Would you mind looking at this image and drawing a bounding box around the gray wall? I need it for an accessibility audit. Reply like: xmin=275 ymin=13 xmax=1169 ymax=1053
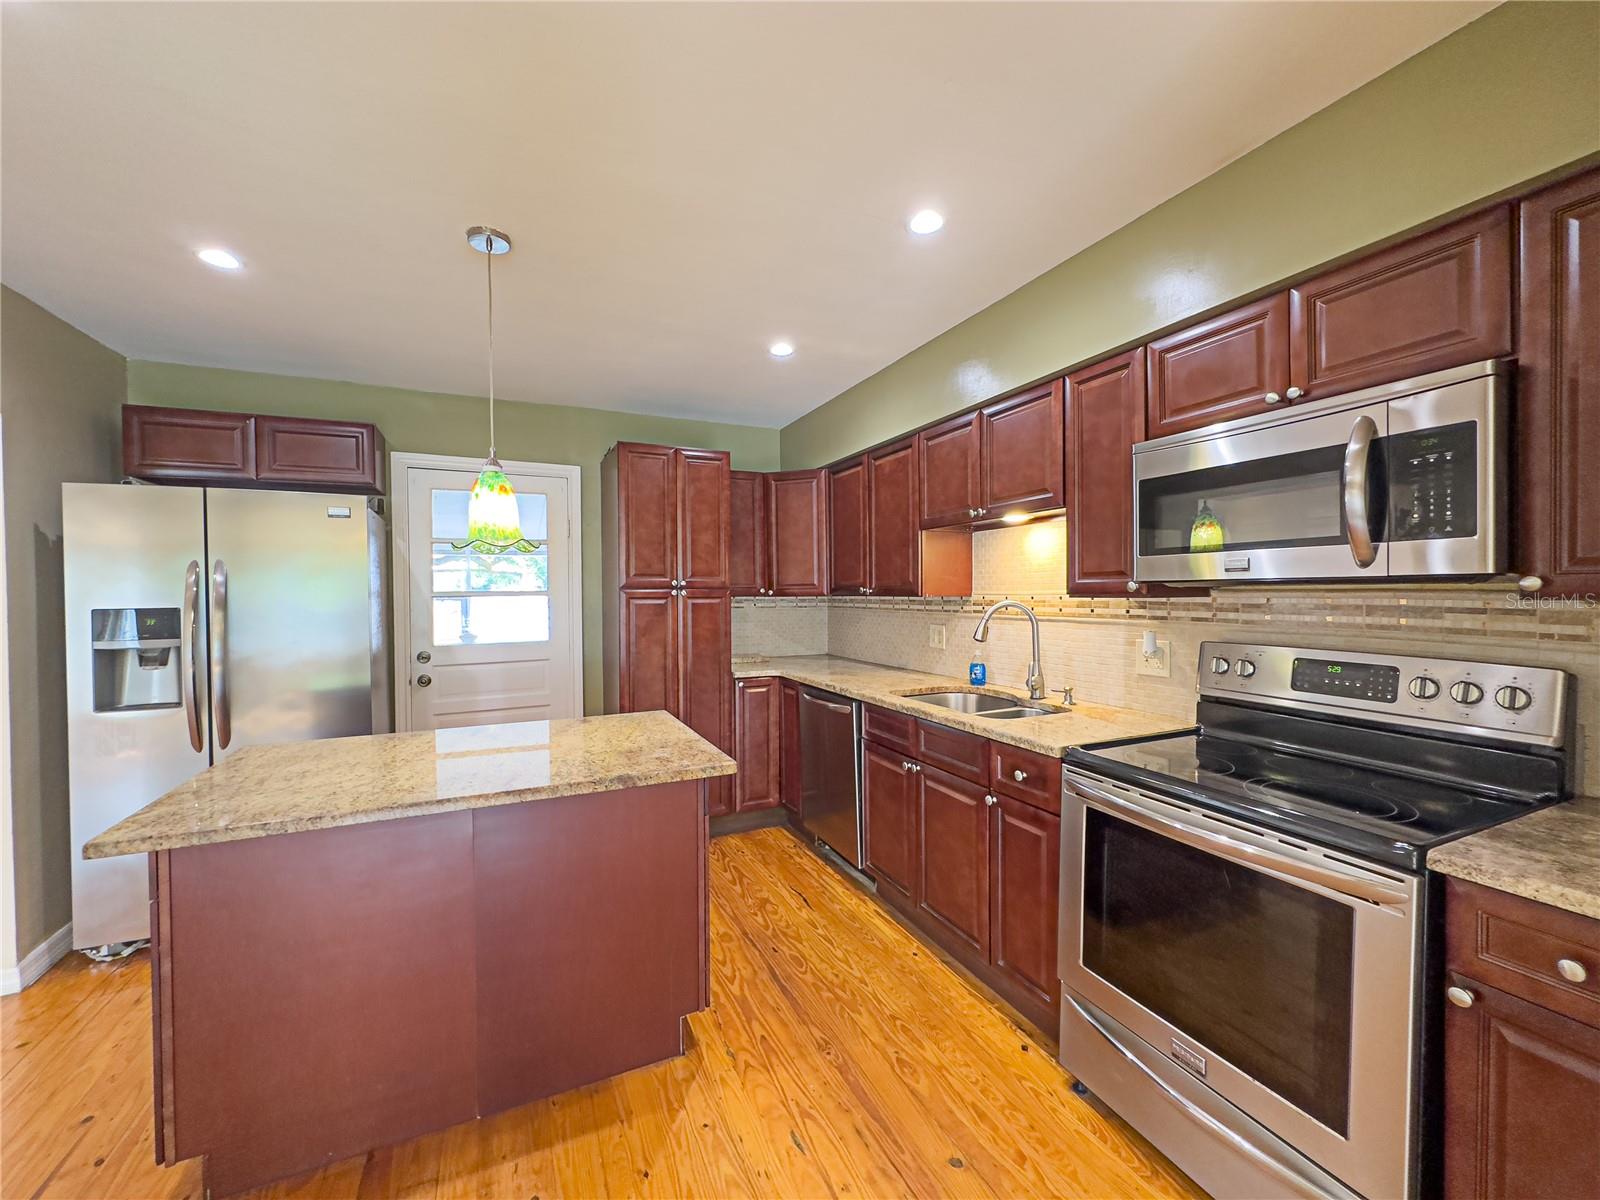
xmin=0 ymin=286 xmax=126 ymax=960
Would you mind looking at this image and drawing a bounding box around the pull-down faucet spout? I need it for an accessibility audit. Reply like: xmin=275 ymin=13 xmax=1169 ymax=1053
xmin=973 ymin=600 xmax=1046 ymax=701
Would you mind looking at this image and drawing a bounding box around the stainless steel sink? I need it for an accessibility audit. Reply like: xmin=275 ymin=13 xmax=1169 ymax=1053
xmin=978 ymin=705 xmax=1055 ymax=719
xmin=905 ymin=691 xmax=1058 ymax=719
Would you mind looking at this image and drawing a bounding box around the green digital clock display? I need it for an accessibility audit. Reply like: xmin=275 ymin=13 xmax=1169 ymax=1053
xmin=1327 ymin=665 xmax=1343 ymax=674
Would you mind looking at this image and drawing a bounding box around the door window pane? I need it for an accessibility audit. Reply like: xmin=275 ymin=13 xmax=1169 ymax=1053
xmin=430 ymin=489 xmax=548 ymax=542
xmin=431 ymin=547 xmax=549 ymax=593
xmin=1082 ymin=809 xmax=1355 ymax=1134
xmin=432 ymin=595 xmax=550 ymax=646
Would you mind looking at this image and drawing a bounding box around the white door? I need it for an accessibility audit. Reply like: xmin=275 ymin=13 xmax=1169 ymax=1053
xmin=396 ymin=457 xmax=581 ymax=730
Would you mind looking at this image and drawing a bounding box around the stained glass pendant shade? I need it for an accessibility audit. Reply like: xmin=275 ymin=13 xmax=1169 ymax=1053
xmin=453 ymin=226 xmax=542 ymax=556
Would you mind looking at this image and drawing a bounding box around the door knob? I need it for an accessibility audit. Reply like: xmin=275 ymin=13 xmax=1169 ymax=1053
xmin=1557 ymin=958 xmax=1588 ymax=984
xmin=416 ymin=650 xmax=431 ymax=664
xmin=1446 ymin=985 xmax=1474 ymax=1008
xmin=416 ymin=674 xmax=432 ymax=688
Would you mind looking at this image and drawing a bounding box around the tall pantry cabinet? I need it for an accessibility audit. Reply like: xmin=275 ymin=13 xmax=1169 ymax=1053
xmin=602 ymin=443 xmax=735 ymax=815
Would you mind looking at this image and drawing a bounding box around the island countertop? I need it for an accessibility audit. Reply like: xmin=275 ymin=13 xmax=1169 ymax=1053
xmin=84 ymin=710 xmax=737 ymax=859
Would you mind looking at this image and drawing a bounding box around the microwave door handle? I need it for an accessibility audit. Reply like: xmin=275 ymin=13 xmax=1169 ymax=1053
xmin=1340 ymin=415 xmax=1380 ymax=568
xmin=211 ymin=559 xmax=231 ymax=751
xmin=181 ymin=560 xmax=205 ymax=753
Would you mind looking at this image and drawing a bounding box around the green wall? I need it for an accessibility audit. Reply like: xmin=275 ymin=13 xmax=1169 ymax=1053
xmin=1 ymin=286 xmax=127 ymax=961
xmin=126 ymin=362 xmax=781 ymax=715
xmin=780 ymin=1 xmax=1600 ymax=468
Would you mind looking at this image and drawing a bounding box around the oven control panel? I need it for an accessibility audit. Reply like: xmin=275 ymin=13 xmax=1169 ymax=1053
xmin=1198 ymin=642 xmax=1570 ymax=747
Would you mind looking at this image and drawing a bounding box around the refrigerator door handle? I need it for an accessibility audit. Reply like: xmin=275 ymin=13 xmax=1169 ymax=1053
xmin=211 ymin=558 xmax=231 ymax=750
xmin=182 ymin=559 xmax=205 ymax=753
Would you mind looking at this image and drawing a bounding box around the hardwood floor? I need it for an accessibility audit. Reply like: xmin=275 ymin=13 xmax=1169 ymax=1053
xmin=1 ymin=827 xmax=1203 ymax=1199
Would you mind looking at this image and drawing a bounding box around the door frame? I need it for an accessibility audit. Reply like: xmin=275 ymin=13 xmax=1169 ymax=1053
xmin=389 ymin=451 xmax=583 ymax=732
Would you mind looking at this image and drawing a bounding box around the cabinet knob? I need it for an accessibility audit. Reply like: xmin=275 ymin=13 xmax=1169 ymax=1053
xmin=1264 ymin=391 xmax=1283 ymax=405
xmin=1285 ymin=386 xmax=1304 ymax=401
xmin=1517 ymin=575 xmax=1544 ymax=592
xmin=1558 ymin=958 xmax=1589 ymax=984
xmin=1012 ymin=769 xmax=1027 ymax=782
xmin=984 ymin=794 xmax=997 ymax=807
xmin=1126 ymin=581 xmax=1139 ymax=593
xmin=1446 ymin=985 xmax=1475 ymax=1008
xmin=416 ymin=674 xmax=432 ymax=688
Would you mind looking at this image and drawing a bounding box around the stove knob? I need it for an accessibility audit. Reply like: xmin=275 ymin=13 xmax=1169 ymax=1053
xmin=1210 ymin=656 xmax=1231 ymax=676
xmin=1408 ymin=675 xmax=1441 ymax=700
xmin=1495 ymin=685 xmax=1533 ymax=712
xmin=1235 ymin=660 xmax=1256 ymax=678
xmin=1449 ymin=680 xmax=1484 ymax=706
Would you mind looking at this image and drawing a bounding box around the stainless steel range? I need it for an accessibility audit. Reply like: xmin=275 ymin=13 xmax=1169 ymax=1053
xmin=1057 ymin=642 xmax=1572 ymax=1200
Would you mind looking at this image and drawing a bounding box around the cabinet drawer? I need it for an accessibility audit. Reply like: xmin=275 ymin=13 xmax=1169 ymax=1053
xmin=914 ymin=720 xmax=989 ymax=786
xmin=989 ymin=743 xmax=1061 ymax=813
xmin=1446 ymin=878 xmax=1600 ymax=1029
xmin=863 ymin=705 xmax=915 ymax=756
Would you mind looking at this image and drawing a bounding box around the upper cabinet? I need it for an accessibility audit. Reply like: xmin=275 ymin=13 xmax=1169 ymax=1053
xmin=917 ymin=381 xmax=1064 ymax=526
xmin=124 ymin=405 xmax=384 ymax=494
xmin=1146 ymin=294 xmax=1291 ymax=437
xmin=1288 ymin=205 xmax=1513 ymax=400
xmin=828 ymin=458 xmax=870 ymax=594
xmin=610 ymin=443 xmax=730 ymax=591
xmin=728 ymin=470 xmax=769 ymax=597
xmin=1066 ymin=349 xmax=1147 ymax=596
xmin=867 ymin=439 xmax=920 ymax=595
xmin=1514 ymin=167 xmax=1600 ymax=599
xmin=832 ymin=442 xmax=971 ymax=597
xmin=768 ymin=470 xmax=829 ymax=595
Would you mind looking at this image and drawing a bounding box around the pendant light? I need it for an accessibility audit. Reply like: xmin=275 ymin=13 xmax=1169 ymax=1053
xmin=453 ymin=225 xmax=540 ymax=555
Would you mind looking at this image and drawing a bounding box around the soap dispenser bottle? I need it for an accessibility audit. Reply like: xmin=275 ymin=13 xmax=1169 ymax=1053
xmin=969 ymin=639 xmax=987 ymax=687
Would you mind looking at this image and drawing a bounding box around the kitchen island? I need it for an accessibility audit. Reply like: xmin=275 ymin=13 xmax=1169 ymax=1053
xmin=84 ymin=711 xmax=736 ymax=1198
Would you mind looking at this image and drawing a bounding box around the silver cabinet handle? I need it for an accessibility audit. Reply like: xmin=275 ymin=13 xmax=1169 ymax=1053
xmin=1340 ymin=414 xmax=1380 ymax=569
xmin=1558 ymin=958 xmax=1589 ymax=984
xmin=1285 ymin=386 xmax=1304 ymax=400
xmin=1263 ymin=391 xmax=1282 ymax=405
xmin=901 ymin=760 xmax=913 ymax=771
xmin=1446 ymin=986 xmax=1475 ymax=1008
xmin=181 ymin=560 xmax=205 ymax=753
xmin=1517 ymin=576 xmax=1544 ymax=592
xmin=210 ymin=558 xmax=231 ymax=751
xmin=417 ymin=674 xmax=433 ymax=688
xmin=1125 ymin=581 xmax=1138 ymax=593
xmin=984 ymin=793 xmax=997 ymax=807
xmin=1012 ymin=769 xmax=1027 ymax=782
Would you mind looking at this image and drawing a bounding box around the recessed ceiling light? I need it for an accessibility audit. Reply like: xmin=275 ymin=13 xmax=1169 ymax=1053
xmin=769 ymin=341 xmax=795 ymax=359
xmin=908 ymin=209 xmax=945 ymax=236
xmin=196 ymin=247 xmax=242 ymax=271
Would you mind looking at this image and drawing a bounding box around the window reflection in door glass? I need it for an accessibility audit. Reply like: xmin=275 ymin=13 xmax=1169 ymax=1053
xmin=432 ymin=595 xmax=550 ymax=646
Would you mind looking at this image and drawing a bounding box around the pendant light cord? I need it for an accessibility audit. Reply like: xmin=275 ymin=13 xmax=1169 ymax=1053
xmin=486 ymin=236 xmax=497 ymax=458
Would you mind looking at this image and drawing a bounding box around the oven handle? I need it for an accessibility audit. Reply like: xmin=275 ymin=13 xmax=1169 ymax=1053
xmin=1340 ymin=414 xmax=1380 ymax=569
xmin=1065 ymin=774 xmax=1411 ymax=908
xmin=1065 ymin=993 xmax=1360 ymax=1200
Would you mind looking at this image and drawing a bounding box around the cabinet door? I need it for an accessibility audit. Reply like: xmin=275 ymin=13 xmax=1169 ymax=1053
xmin=768 ymin=470 xmax=829 ymax=595
xmin=1146 ymin=294 xmax=1290 ymax=437
xmin=828 ymin=458 xmax=869 ymax=595
xmin=123 ymin=405 xmax=256 ymax=483
xmin=990 ymin=795 xmax=1060 ymax=1012
xmin=728 ymin=471 xmax=768 ymax=597
xmin=734 ymin=677 xmax=780 ymax=811
xmin=867 ymin=438 xmax=919 ymax=596
xmin=1515 ymin=168 xmax=1600 ymax=599
xmin=1066 ymin=349 xmax=1147 ymax=595
xmin=862 ymin=743 xmax=918 ymax=905
xmin=255 ymin=416 xmax=383 ymax=493
xmin=614 ymin=444 xmax=678 ymax=589
xmin=1443 ymin=973 xmax=1600 ymax=1200
xmin=917 ymin=766 xmax=990 ymax=957
xmin=1289 ymin=206 xmax=1513 ymax=400
xmin=918 ymin=412 xmax=982 ymax=528
xmin=678 ymin=592 xmax=732 ymax=815
xmin=980 ymin=380 xmax=1065 ymax=517
xmin=675 ymin=449 xmax=731 ymax=590
xmin=617 ymin=591 xmax=677 ymax=716
xmin=779 ymin=682 xmax=802 ymax=816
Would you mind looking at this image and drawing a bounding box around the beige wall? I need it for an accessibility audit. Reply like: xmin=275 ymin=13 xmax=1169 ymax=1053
xmin=779 ymin=1 xmax=1600 ymax=468
xmin=126 ymin=361 xmax=781 ymax=715
xmin=0 ymin=287 xmax=127 ymax=960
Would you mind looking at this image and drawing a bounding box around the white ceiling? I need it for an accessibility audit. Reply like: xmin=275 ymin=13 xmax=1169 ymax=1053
xmin=2 ymin=2 xmax=1493 ymax=428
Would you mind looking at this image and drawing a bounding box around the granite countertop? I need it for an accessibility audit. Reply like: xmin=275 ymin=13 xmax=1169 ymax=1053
xmin=84 ymin=710 xmax=737 ymax=859
xmin=732 ymin=654 xmax=1188 ymax=756
xmin=1428 ymin=795 xmax=1600 ymax=921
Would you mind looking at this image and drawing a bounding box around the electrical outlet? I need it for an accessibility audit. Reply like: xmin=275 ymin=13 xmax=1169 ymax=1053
xmin=1136 ymin=636 xmax=1172 ymax=678
xmin=928 ymin=623 xmax=947 ymax=650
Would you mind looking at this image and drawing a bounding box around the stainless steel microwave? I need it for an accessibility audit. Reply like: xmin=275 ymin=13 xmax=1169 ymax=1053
xmin=1132 ymin=359 xmax=1508 ymax=585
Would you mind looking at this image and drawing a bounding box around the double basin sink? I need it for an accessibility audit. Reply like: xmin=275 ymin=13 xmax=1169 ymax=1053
xmin=904 ymin=690 xmax=1060 ymax=720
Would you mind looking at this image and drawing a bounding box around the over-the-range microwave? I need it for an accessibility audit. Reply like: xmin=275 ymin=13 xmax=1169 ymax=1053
xmin=1132 ymin=359 xmax=1508 ymax=585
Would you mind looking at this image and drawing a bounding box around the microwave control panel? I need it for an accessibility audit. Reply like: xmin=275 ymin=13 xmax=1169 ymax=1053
xmin=1386 ymin=421 xmax=1477 ymax=541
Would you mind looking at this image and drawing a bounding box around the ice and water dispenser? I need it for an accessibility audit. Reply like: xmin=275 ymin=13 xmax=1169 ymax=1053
xmin=90 ymin=607 xmax=183 ymax=712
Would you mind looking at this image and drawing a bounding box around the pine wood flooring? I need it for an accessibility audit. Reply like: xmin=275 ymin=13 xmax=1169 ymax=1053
xmin=1 ymin=826 xmax=1203 ymax=1199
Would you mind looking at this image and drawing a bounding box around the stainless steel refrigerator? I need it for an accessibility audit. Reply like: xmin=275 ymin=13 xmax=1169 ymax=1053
xmin=64 ymin=483 xmax=391 ymax=948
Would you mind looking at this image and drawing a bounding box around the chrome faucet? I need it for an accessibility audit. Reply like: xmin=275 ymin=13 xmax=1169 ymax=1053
xmin=973 ymin=599 xmax=1046 ymax=701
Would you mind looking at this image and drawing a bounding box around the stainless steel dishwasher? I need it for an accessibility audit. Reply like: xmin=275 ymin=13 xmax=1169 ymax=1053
xmin=796 ymin=686 xmax=864 ymax=868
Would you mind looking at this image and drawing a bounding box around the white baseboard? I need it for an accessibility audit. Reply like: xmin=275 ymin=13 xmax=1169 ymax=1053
xmin=0 ymin=923 xmax=73 ymax=995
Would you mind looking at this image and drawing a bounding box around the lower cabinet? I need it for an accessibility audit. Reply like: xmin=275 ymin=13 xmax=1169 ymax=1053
xmin=862 ymin=742 xmax=919 ymax=904
xmin=990 ymin=794 xmax=1061 ymax=1014
xmin=779 ymin=681 xmax=802 ymax=818
xmin=917 ymin=765 xmax=990 ymax=957
xmin=733 ymin=676 xmax=780 ymax=811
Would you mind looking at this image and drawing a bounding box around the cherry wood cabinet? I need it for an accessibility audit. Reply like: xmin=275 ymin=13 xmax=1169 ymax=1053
xmin=610 ymin=443 xmax=678 ymax=589
xmin=733 ymin=676 xmax=780 ymax=812
xmin=1065 ymin=349 xmax=1149 ymax=596
xmin=677 ymin=449 xmax=733 ymax=590
xmin=867 ymin=439 xmax=920 ymax=595
xmin=615 ymin=591 xmax=677 ymax=715
xmin=1146 ymin=294 xmax=1292 ymax=437
xmin=979 ymin=379 xmax=1065 ymax=518
xmin=679 ymin=591 xmax=733 ymax=816
xmin=862 ymin=741 xmax=919 ymax=905
xmin=828 ymin=458 xmax=870 ymax=595
xmin=124 ymin=406 xmax=384 ymax=494
xmin=990 ymin=794 xmax=1060 ymax=1014
xmin=916 ymin=765 xmax=991 ymax=957
xmin=1289 ymin=205 xmax=1513 ymax=401
xmin=917 ymin=412 xmax=982 ymax=528
xmin=1443 ymin=879 xmax=1600 ymax=1199
xmin=728 ymin=471 xmax=769 ymax=597
xmin=1514 ymin=167 xmax=1600 ymax=599
xmin=832 ymin=447 xmax=972 ymax=596
xmin=768 ymin=470 xmax=829 ymax=595
xmin=779 ymin=682 xmax=802 ymax=817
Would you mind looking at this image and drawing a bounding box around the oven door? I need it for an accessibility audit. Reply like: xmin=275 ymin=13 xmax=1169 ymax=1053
xmin=1060 ymin=769 xmax=1422 ymax=1200
xmin=1133 ymin=399 xmax=1389 ymax=584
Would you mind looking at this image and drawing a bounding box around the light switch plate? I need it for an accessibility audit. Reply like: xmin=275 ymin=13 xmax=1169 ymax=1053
xmin=1136 ymin=636 xmax=1171 ymax=678
xmin=928 ymin=624 xmax=947 ymax=650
